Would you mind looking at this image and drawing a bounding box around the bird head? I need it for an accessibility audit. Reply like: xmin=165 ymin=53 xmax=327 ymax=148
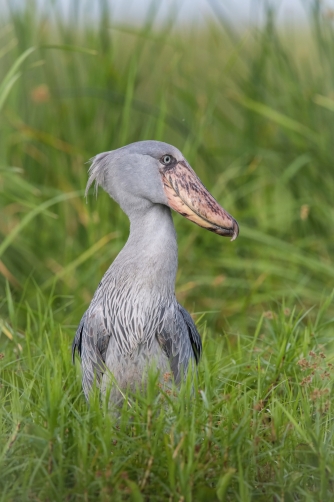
xmin=86 ymin=140 xmax=239 ymax=241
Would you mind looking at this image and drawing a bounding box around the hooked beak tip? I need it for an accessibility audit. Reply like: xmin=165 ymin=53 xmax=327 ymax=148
xmin=230 ymin=220 xmax=239 ymax=242
xmin=213 ymin=218 xmax=239 ymax=240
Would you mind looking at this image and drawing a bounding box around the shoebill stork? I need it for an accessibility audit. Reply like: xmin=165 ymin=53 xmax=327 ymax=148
xmin=72 ymin=141 xmax=239 ymax=403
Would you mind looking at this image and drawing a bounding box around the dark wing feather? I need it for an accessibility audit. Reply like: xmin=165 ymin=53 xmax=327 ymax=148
xmin=178 ymin=304 xmax=202 ymax=363
xmin=72 ymin=308 xmax=110 ymax=399
xmin=157 ymin=303 xmax=202 ymax=384
xmin=72 ymin=314 xmax=85 ymax=361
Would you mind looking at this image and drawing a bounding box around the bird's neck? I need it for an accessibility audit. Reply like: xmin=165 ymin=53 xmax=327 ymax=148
xmin=110 ymin=204 xmax=178 ymax=297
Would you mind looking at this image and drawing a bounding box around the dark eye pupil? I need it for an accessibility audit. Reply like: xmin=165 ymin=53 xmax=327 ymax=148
xmin=163 ymin=155 xmax=171 ymax=164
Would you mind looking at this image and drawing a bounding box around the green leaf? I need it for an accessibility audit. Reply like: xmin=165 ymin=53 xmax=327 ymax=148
xmin=313 ymin=94 xmax=334 ymax=112
xmin=0 ymin=191 xmax=83 ymax=259
xmin=0 ymin=47 xmax=36 ymax=112
xmin=217 ymin=468 xmax=236 ymax=501
xmin=235 ymin=95 xmax=320 ymax=144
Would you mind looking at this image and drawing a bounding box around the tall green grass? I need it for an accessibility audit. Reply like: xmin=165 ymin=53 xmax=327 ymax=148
xmin=1 ymin=1 xmax=334 ymax=499
xmin=1 ymin=286 xmax=334 ymax=500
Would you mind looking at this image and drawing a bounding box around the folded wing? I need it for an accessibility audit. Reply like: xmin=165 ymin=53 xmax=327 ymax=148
xmin=156 ymin=303 xmax=202 ymax=384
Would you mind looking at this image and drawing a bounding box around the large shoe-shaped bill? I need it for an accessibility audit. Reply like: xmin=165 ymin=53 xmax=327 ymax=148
xmin=160 ymin=160 xmax=239 ymax=241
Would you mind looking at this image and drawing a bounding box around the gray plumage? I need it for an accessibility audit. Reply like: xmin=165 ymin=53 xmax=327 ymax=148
xmin=72 ymin=140 xmax=238 ymax=403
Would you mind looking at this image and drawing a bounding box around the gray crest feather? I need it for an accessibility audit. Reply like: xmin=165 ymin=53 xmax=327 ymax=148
xmin=85 ymin=152 xmax=111 ymax=198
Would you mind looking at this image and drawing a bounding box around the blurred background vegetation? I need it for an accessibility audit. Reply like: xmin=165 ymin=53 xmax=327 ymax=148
xmin=0 ymin=0 xmax=334 ymax=336
xmin=1 ymin=1 xmax=334 ymax=500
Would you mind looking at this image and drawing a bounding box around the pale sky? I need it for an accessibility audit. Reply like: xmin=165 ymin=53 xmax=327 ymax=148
xmin=108 ymin=0 xmax=310 ymax=25
xmin=2 ymin=0 xmax=334 ymax=26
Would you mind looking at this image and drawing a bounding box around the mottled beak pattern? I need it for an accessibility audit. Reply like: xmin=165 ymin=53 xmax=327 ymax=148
xmin=160 ymin=160 xmax=239 ymax=241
